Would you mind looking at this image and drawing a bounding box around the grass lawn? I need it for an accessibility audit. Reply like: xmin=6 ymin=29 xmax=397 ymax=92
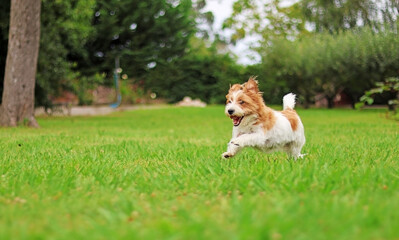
xmin=0 ymin=106 xmax=398 ymax=239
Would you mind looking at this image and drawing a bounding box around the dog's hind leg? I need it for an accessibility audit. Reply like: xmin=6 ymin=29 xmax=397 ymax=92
xmin=286 ymin=143 xmax=306 ymax=160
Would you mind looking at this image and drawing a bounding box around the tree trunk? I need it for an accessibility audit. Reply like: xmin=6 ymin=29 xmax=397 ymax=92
xmin=303 ymin=92 xmax=312 ymax=109
xmin=0 ymin=0 xmax=41 ymax=127
xmin=326 ymin=96 xmax=334 ymax=109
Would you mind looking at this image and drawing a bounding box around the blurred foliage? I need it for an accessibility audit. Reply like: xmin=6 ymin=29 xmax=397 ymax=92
xmin=1 ymin=0 xmax=399 ymax=107
xmin=1 ymin=0 xmax=217 ymax=106
xmin=255 ymin=26 xmax=399 ymax=107
xmin=119 ymin=80 xmax=145 ymax=105
xmin=224 ymin=0 xmax=399 ymax=107
xmin=357 ymin=77 xmax=399 ymax=112
xmin=301 ymin=0 xmax=380 ymax=33
xmin=223 ymin=0 xmax=310 ymax=44
xmin=35 ymin=0 xmax=98 ymax=107
xmin=144 ymin=36 xmax=245 ymax=103
xmin=71 ymin=73 xmax=105 ymax=106
xmin=225 ymin=0 xmax=399 ymax=42
xmin=75 ymin=0 xmax=196 ymax=81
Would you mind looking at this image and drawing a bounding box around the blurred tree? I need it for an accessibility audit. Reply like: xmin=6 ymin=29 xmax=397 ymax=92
xmin=301 ymin=0 xmax=379 ymax=33
xmin=145 ymin=36 xmax=245 ymax=103
xmin=1 ymin=0 xmax=205 ymax=107
xmin=260 ymin=26 xmax=399 ymax=108
xmin=223 ymin=0 xmax=309 ymax=44
xmin=193 ymin=0 xmax=215 ymax=39
xmin=224 ymin=0 xmax=399 ymax=108
xmin=0 ymin=0 xmax=97 ymax=107
xmin=224 ymin=0 xmax=398 ymax=41
xmin=75 ymin=0 xmax=196 ymax=83
xmin=380 ymin=0 xmax=399 ymax=28
xmin=0 ymin=0 xmax=41 ymax=127
xmin=222 ymin=0 xmax=312 ymax=105
xmin=36 ymin=0 xmax=97 ymax=107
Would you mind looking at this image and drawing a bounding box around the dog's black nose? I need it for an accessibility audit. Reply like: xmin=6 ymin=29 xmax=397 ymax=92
xmin=228 ymin=109 xmax=234 ymax=115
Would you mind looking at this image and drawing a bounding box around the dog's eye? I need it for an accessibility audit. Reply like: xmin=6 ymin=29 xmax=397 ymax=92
xmin=239 ymin=100 xmax=245 ymax=104
xmin=227 ymin=100 xmax=232 ymax=104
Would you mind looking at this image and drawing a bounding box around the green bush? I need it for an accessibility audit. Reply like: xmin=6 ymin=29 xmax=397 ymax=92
xmin=258 ymin=25 xmax=399 ymax=108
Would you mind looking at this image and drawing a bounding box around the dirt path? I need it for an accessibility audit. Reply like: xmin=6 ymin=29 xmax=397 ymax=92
xmin=35 ymin=104 xmax=167 ymax=116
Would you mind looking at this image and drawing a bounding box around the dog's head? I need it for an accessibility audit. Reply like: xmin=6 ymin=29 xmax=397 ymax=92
xmin=225 ymin=77 xmax=264 ymax=127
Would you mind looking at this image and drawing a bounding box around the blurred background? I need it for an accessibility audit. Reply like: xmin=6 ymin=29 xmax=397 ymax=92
xmin=0 ymin=0 xmax=398 ymax=109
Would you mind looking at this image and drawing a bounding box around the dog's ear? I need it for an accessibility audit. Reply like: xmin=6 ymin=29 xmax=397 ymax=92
xmin=244 ymin=76 xmax=259 ymax=94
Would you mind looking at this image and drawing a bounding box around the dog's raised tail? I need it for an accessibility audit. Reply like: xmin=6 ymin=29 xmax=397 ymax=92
xmin=283 ymin=93 xmax=296 ymax=110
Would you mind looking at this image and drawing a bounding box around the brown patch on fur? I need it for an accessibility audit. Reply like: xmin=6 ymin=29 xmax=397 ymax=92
xmin=229 ymin=84 xmax=243 ymax=92
xmin=281 ymin=109 xmax=299 ymax=131
xmin=256 ymin=107 xmax=276 ymax=131
xmin=241 ymin=77 xmax=276 ymax=131
xmin=228 ymin=77 xmax=276 ymax=131
xmin=226 ymin=84 xmax=243 ymax=103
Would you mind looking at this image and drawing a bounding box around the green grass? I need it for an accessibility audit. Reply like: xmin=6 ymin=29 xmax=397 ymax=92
xmin=1 ymin=106 xmax=398 ymax=240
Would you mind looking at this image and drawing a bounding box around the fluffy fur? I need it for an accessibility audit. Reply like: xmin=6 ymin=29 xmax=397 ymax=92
xmin=222 ymin=77 xmax=306 ymax=159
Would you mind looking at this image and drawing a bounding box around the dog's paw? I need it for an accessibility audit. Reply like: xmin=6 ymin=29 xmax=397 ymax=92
xmin=222 ymin=152 xmax=233 ymax=159
xmin=296 ymin=153 xmax=307 ymax=159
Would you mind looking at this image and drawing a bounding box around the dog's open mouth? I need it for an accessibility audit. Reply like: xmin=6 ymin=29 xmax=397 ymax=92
xmin=230 ymin=116 xmax=244 ymax=126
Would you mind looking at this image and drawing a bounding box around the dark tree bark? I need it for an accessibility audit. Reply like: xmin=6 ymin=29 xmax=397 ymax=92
xmin=0 ymin=0 xmax=41 ymax=127
xmin=326 ymin=96 xmax=334 ymax=109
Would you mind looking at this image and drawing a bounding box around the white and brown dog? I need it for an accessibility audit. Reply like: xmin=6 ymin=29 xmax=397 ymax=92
xmin=222 ymin=77 xmax=306 ymax=159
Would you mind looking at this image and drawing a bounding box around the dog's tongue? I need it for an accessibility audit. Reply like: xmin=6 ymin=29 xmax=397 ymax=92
xmin=231 ymin=116 xmax=241 ymax=125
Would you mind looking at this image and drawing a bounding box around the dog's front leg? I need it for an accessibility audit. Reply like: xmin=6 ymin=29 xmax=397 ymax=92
xmin=222 ymin=140 xmax=242 ymax=158
xmin=222 ymin=134 xmax=264 ymax=158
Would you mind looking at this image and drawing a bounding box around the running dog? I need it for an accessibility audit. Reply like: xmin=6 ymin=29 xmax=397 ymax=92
xmin=222 ymin=77 xmax=306 ymax=159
